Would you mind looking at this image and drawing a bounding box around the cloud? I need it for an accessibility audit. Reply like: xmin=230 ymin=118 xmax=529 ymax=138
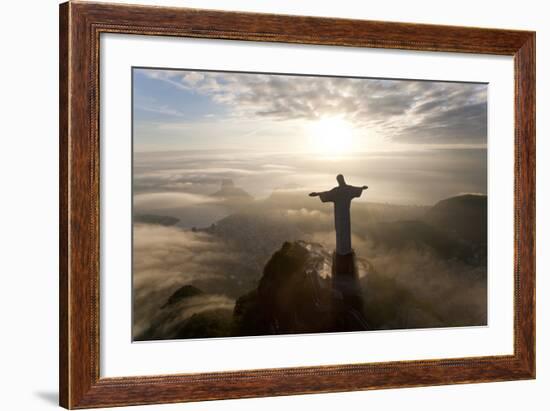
xmin=183 ymin=71 xmax=204 ymax=86
xmin=133 ymin=192 xmax=215 ymax=209
xmin=132 ymin=186 xmax=487 ymax=338
xmin=392 ymin=86 xmax=487 ymax=144
xmin=140 ymin=69 xmax=487 ymax=144
xmin=132 ymin=152 xmax=303 ymax=199
xmin=132 ymin=148 xmax=487 ymax=207
xmin=132 ymin=224 xmax=243 ymax=337
xmin=350 ymin=235 xmax=487 ymax=327
xmin=138 ymin=293 xmax=235 ymax=340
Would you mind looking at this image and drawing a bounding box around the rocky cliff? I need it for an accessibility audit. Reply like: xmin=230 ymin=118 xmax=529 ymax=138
xmin=233 ymin=241 xmax=368 ymax=336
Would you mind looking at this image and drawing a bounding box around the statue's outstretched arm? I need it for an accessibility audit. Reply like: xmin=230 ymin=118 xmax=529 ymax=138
xmin=309 ymin=190 xmax=330 ymax=197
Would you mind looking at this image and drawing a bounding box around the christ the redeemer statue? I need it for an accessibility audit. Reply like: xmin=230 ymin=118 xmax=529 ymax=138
xmin=309 ymin=174 xmax=368 ymax=255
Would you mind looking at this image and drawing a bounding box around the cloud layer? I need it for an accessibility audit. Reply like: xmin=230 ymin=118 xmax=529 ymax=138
xmin=140 ymin=69 xmax=487 ymax=145
xmin=133 ymin=223 xmax=243 ymax=336
xmin=133 ymin=192 xmax=487 ymax=338
xmin=133 ymin=149 xmax=487 ymax=212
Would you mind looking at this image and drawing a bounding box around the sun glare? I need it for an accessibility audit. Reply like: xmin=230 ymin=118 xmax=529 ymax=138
xmin=308 ymin=117 xmax=355 ymax=155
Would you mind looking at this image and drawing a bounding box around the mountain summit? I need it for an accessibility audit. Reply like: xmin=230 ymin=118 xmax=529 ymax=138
xmin=210 ymin=179 xmax=253 ymax=200
xmin=424 ymin=194 xmax=487 ymax=244
xmin=233 ymin=241 xmax=368 ymax=336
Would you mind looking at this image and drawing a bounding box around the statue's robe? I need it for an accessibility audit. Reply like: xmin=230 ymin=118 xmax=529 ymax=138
xmin=319 ymin=185 xmax=363 ymax=255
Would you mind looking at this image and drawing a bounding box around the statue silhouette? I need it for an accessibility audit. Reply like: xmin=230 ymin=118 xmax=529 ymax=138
xmin=309 ymin=174 xmax=369 ymax=330
xmin=309 ymin=174 xmax=368 ymax=255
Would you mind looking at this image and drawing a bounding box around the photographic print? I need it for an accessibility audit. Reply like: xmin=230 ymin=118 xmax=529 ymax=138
xmin=60 ymin=5 xmax=535 ymax=406
xmin=132 ymin=68 xmax=488 ymax=341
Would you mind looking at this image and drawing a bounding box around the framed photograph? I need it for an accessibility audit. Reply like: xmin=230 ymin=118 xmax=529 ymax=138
xmin=59 ymin=1 xmax=535 ymax=409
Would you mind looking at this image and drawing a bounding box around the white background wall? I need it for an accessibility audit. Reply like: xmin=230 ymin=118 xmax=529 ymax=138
xmin=0 ymin=0 xmax=547 ymax=410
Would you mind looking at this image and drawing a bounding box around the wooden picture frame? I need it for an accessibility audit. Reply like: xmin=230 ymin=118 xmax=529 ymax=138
xmin=59 ymin=1 xmax=535 ymax=408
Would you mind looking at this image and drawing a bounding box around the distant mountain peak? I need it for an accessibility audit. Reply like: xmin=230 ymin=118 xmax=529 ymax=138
xmin=161 ymin=285 xmax=203 ymax=309
xmin=429 ymin=193 xmax=487 ymax=213
xmin=434 ymin=193 xmax=487 ymax=205
xmin=210 ymin=179 xmax=252 ymax=200
xmin=424 ymin=194 xmax=487 ymax=244
xmin=221 ymin=179 xmax=234 ymax=188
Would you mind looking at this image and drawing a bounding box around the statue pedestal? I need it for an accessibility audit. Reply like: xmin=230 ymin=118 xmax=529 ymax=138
xmin=331 ymin=251 xmax=368 ymax=331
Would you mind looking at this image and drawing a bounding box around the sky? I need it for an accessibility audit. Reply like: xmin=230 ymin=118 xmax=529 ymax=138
xmin=132 ymin=68 xmax=487 ymax=205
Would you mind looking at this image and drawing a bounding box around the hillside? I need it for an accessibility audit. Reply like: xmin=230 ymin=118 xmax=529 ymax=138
xmin=424 ymin=194 xmax=487 ymax=244
xmin=210 ymin=179 xmax=253 ymax=201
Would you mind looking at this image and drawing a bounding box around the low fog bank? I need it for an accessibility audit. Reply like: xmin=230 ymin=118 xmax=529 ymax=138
xmin=132 ymin=182 xmax=487 ymax=339
xmin=133 ymin=224 xmax=248 ymax=337
xmin=133 ymin=148 xmax=487 ymax=209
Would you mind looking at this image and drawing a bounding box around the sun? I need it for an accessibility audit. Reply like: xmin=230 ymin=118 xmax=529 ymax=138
xmin=308 ymin=116 xmax=355 ymax=154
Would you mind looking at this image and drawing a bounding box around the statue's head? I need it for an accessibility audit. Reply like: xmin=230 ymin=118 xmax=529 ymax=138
xmin=336 ymin=174 xmax=346 ymax=186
